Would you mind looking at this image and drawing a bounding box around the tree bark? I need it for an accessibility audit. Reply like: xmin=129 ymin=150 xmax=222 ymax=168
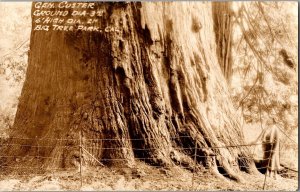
xmin=212 ymin=2 xmax=234 ymax=82
xmin=2 ymin=2 xmax=258 ymax=181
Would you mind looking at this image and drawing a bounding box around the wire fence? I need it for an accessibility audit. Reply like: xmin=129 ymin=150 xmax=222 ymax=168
xmin=0 ymin=135 xmax=298 ymax=190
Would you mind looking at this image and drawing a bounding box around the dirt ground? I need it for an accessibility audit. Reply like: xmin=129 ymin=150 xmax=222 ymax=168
xmin=0 ymin=161 xmax=298 ymax=191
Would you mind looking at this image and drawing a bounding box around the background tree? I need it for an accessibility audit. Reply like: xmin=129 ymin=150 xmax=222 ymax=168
xmin=0 ymin=3 xmax=30 ymax=137
xmin=229 ymin=2 xmax=298 ymax=169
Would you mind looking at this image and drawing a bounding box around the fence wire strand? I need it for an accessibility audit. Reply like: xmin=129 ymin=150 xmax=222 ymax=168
xmin=0 ymin=136 xmax=297 ymax=190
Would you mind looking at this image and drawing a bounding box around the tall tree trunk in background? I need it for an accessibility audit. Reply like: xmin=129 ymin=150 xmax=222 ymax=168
xmin=2 ymin=2 xmax=258 ymax=181
xmin=212 ymin=2 xmax=234 ymax=82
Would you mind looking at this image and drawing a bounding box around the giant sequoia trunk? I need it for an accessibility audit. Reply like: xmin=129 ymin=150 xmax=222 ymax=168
xmin=3 ymin=2 xmax=258 ymax=181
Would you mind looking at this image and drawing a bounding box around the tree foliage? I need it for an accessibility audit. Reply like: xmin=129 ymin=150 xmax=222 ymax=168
xmin=231 ymin=2 xmax=298 ymax=133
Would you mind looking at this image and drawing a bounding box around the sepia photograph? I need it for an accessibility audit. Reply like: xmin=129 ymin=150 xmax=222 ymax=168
xmin=0 ymin=1 xmax=298 ymax=191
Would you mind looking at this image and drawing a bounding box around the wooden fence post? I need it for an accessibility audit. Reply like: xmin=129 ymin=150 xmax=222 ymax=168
xmin=191 ymin=140 xmax=198 ymax=190
xmin=79 ymin=130 xmax=83 ymax=188
xmin=262 ymin=142 xmax=273 ymax=190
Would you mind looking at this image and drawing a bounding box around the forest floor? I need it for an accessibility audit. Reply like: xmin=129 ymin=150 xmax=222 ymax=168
xmin=0 ymin=161 xmax=298 ymax=191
